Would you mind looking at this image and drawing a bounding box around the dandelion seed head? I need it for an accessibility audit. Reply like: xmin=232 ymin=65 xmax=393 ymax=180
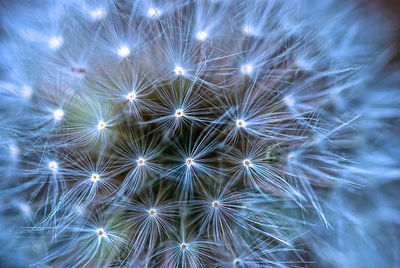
xmin=1 ymin=1 xmax=398 ymax=266
xmin=117 ymin=46 xmax=130 ymax=57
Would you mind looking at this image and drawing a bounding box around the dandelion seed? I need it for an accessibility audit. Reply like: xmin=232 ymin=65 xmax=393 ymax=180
xmin=287 ymin=153 xmax=295 ymax=161
xmin=90 ymin=8 xmax=105 ymax=20
xmin=196 ymin=30 xmax=208 ymax=41
xmin=147 ymin=7 xmax=161 ymax=18
xmin=180 ymin=242 xmax=187 ymax=249
xmin=148 ymin=208 xmax=156 ymax=216
xmin=175 ymin=109 xmax=184 ymax=118
xmin=212 ymin=201 xmax=219 ymax=207
xmin=53 ymin=109 xmax=64 ymax=121
xmin=49 ymin=161 xmax=58 ymax=172
xmin=240 ymin=64 xmax=253 ymax=75
xmin=48 ymin=36 xmax=63 ymax=50
xmin=186 ymin=158 xmax=194 ymax=167
xmin=90 ymin=173 xmax=100 ymax=182
xmin=126 ymin=91 xmax=137 ymax=102
xmin=117 ymin=46 xmax=130 ymax=57
xmin=243 ymin=159 xmax=252 ymax=167
xmin=236 ymin=119 xmax=247 ymax=128
xmin=174 ymin=66 xmax=185 ymax=76
xmin=96 ymin=228 xmax=107 ymax=238
xmin=137 ymin=157 xmax=145 ymax=166
xmin=97 ymin=121 xmax=106 ymax=130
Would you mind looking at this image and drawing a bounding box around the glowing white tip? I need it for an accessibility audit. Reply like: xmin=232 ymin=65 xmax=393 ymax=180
xmin=117 ymin=46 xmax=130 ymax=57
xmin=97 ymin=121 xmax=107 ymax=130
xmin=174 ymin=66 xmax=185 ymax=76
xmin=49 ymin=161 xmax=58 ymax=172
xmin=186 ymin=158 xmax=194 ymax=167
xmin=20 ymin=203 xmax=31 ymax=215
xmin=147 ymin=7 xmax=161 ymax=18
xmin=9 ymin=144 xmax=19 ymax=155
xmin=243 ymin=159 xmax=252 ymax=167
xmin=48 ymin=36 xmax=63 ymax=50
xmin=137 ymin=157 xmax=146 ymax=166
xmin=90 ymin=173 xmax=100 ymax=182
xmin=236 ymin=119 xmax=247 ymax=128
xmin=242 ymin=25 xmax=256 ymax=36
xmin=240 ymin=64 xmax=253 ymax=75
xmin=96 ymin=228 xmax=107 ymax=238
xmin=21 ymin=85 xmax=32 ymax=98
xmin=287 ymin=153 xmax=295 ymax=161
xmin=175 ymin=109 xmax=184 ymax=118
xmin=90 ymin=8 xmax=105 ymax=20
xmin=284 ymin=96 xmax=295 ymax=107
xmin=126 ymin=91 xmax=137 ymax=101
xmin=148 ymin=208 xmax=156 ymax=216
xmin=53 ymin=109 xmax=64 ymax=120
xmin=212 ymin=201 xmax=219 ymax=207
xmin=196 ymin=30 xmax=208 ymax=41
